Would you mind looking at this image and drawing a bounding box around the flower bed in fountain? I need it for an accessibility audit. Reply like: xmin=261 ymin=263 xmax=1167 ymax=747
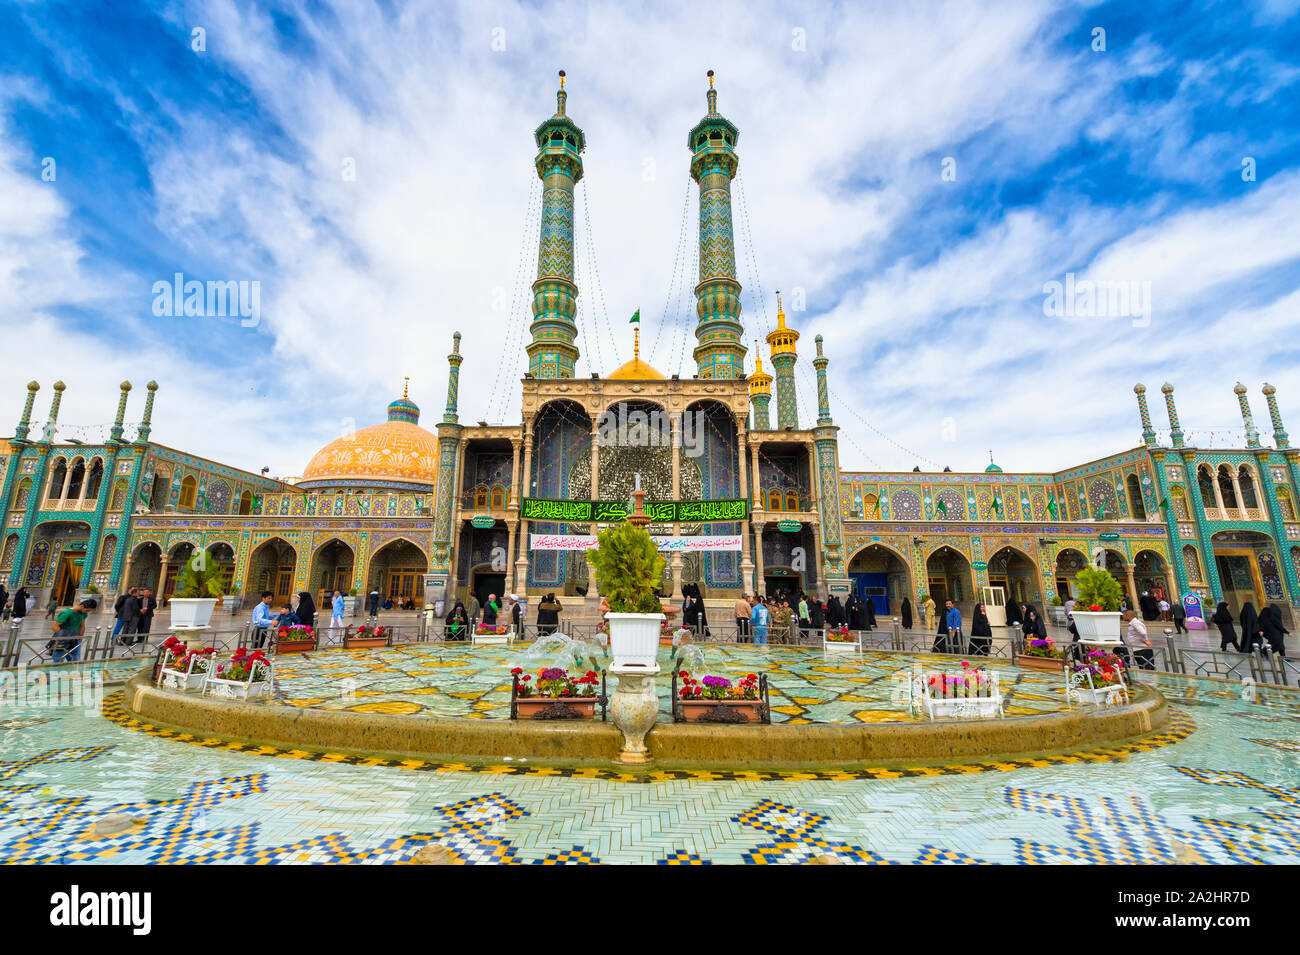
xmin=203 ymin=648 xmax=273 ymax=700
xmin=674 ymin=670 xmax=768 ymax=723
xmin=913 ymin=661 xmax=1004 ymax=719
xmin=275 ymin=625 xmax=316 ymax=654
xmin=823 ymin=626 xmax=860 ymax=652
xmin=156 ymin=638 xmax=216 ymax=691
xmin=1067 ymin=649 xmax=1129 ymax=706
xmin=510 ymin=667 xmax=604 ymax=720
xmin=1019 ymin=636 xmax=1065 ymax=671
xmin=344 ymin=625 xmax=389 ymax=650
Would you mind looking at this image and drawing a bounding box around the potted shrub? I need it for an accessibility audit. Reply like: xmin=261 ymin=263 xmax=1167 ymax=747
xmin=344 ymin=624 xmax=389 ymax=650
xmin=676 ymin=670 xmax=765 ymax=722
xmin=511 ymin=666 xmax=601 ymax=719
xmin=203 ymin=648 xmax=273 ymax=700
xmin=275 ymin=624 xmax=316 ymax=654
xmin=343 ymin=586 xmax=359 ymax=615
xmin=170 ymin=552 xmax=225 ymax=629
xmin=1070 ymin=566 xmax=1123 ymax=643
xmin=586 ymin=522 xmax=666 ymax=668
xmin=1019 ymin=634 xmax=1065 ymax=671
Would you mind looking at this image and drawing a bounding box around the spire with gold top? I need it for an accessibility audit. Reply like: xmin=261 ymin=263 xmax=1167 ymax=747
xmin=767 ymin=291 xmax=799 ymax=429
xmin=608 ymin=319 xmax=666 ymax=380
xmin=748 ymin=341 xmax=773 ymax=430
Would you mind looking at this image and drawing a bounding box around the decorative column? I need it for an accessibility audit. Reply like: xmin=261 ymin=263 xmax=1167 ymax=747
xmin=1134 ymin=383 xmax=1156 ymax=447
xmin=1161 ymin=382 xmax=1184 ymax=448
xmin=1125 ymin=566 xmax=1138 ymax=607
xmin=1235 ymin=382 xmax=1261 ymax=448
xmin=1181 ymin=448 xmax=1223 ymax=599
xmin=516 ymin=423 xmax=534 ymax=591
xmin=810 ymin=341 xmax=847 ymax=599
xmin=1210 ymin=468 xmax=1227 ymax=518
xmin=736 ymin=418 xmax=754 ymax=589
xmin=80 ymin=381 xmax=131 ymax=589
xmin=753 ymin=520 xmax=766 ymax=592
xmin=750 ymin=443 xmax=761 ymax=509
xmin=503 ymin=519 xmax=518 ymax=595
xmin=1149 ymin=449 xmax=1190 ymax=599
xmin=526 ymin=71 xmax=584 ymax=379
xmin=813 ymin=335 xmax=832 ymax=427
xmin=768 ymin=293 xmax=799 ymax=430
xmin=690 ymin=71 xmax=746 ymax=380
xmin=9 ymin=382 xmax=64 ymax=587
xmin=748 ymin=349 xmax=772 ymax=430
xmin=586 ymin=421 xmax=600 ymax=596
xmin=1229 ymin=468 xmax=1245 ymax=517
xmin=1263 ymin=383 xmax=1289 ymax=449
xmin=0 ymin=381 xmax=38 ymax=525
xmin=432 ymin=336 xmax=464 ymax=575
xmin=1254 ymin=447 xmax=1300 ymax=604
xmin=108 ymin=382 xmax=156 ymax=589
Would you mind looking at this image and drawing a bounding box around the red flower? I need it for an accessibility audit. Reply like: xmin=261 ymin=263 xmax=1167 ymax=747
xmin=678 ymin=670 xmax=690 ymax=678
xmin=679 ymin=688 xmax=690 ymax=698
xmin=510 ymin=667 xmax=522 ymax=675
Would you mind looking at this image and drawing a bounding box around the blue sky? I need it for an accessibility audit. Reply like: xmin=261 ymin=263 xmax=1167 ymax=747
xmin=2 ymin=0 xmax=1299 ymax=477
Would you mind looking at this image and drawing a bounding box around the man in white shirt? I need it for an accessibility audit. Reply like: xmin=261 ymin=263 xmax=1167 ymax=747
xmin=1121 ymin=609 xmax=1154 ymax=670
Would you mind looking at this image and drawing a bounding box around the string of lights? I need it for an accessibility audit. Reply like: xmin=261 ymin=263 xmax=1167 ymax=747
xmin=648 ymin=172 xmax=694 ymax=365
xmin=485 ymin=177 xmax=542 ymax=422
xmin=578 ymin=179 xmax=620 ymax=364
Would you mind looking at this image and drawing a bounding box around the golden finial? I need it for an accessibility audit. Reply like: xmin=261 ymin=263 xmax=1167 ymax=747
xmin=559 ymin=69 xmax=566 ymax=90
xmin=776 ymin=290 xmax=786 ymax=328
xmin=403 ymin=376 xmax=409 ymax=399
xmin=708 ymin=69 xmax=715 ymax=89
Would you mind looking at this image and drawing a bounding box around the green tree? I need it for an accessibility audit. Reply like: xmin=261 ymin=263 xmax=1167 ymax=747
xmin=173 ymin=549 xmax=227 ymax=599
xmin=586 ymin=522 xmax=665 ymax=614
xmin=1073 ymin=565 xmax=1122 ymax=612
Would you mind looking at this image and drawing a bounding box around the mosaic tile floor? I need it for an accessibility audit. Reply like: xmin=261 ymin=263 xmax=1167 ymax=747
xmin=264 ymin=644 xmax=1077 ymax=723
xmin=0 ymin=660 xmax=1297 ymax=864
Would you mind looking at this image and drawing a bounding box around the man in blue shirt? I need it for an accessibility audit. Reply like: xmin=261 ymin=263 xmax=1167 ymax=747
xmin=944 ymin=599 xmax=963 ymax=654
xmin=750 ymin=596 xmax=770 ymax=646
xmin=251 ymin=590 xmax=274 ymax=648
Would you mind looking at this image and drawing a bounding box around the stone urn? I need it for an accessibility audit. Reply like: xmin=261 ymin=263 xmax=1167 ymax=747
xmin=608 ymin=663 xmax=660 ymax=763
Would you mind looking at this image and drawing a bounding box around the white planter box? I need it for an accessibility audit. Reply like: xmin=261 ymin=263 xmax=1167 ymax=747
xmin=1072 ymin=610 xmax=1123 ymax=644
xmin=913 ymin=671 xmax=1004 ymax=720
xmin=472 ymin=627 xmax=513 ymax=646
xmin=822 ymin=634 xmax=861 ymax=652
xmin=1069 ymin=683 xmax=1129 ymax=706
xmin=169 ymin=598 xmax=218 ymax=629
xmin=606 ymin=612 xmax=664 ymax=668
xmin=204 ymin=677 xmax=271 ymax=700
xmin=158 ymin=668 xmax=207 ymax=692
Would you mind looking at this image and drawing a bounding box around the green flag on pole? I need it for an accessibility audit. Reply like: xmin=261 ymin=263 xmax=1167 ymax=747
xmin=936 ymin=498 xmax=947 ymax=516
xmin=1046 ymin=495 xmax=1058 ymax=518
xmin=629 ymin=309 xmax=640 ymax=324
xmin=1096 ymin=502 xmax=1106 ymax=520
xmin=1158 ymin=496 xmax=1170 ymax=511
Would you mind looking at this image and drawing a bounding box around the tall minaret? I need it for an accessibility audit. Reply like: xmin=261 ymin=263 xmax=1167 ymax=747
xmin=748 ymin=344 xmax=772 ymax=430
xmin=526 ymin=70 xmax=585 ymax=379
xmin=689 ymin=70 xmax=746 ymax=379
xmin=768 ymin=292 xmax=799 ymax=429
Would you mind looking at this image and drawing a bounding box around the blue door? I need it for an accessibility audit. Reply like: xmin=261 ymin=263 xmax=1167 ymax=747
xmin=849 ymin=572 xmax=891 ymax=615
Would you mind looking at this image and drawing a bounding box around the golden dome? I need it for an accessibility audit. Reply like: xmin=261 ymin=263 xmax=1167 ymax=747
xmin=300 ymin=392 xmax=440 ymax=488
xmin=607 ymin=326 xmax=666 ymax=380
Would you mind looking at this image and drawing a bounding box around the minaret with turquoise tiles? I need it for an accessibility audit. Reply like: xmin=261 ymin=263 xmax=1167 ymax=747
xmin=1133 ymin=383 xmax=1156 ymax=447
xmin=80 ymin=381 xmax=131 ymax=589
xmin=768 ymin=292 xmax=799 ymax=429
xmin=813 ymin=334 xmax=832 ymax=427
xmin=690 ymin=71 xmax=746 ymax=379
xmin=526 ymin=71 xmax=585 ymax=379
xmin=8 ymin=382 xmax=64 ymax=588
xmin=433 ymin=336 xmax=464 ymax=576
xmin=748 ymin=345 xmax=772 ymax=430
xmin=0 ymin=381 xmax=39 ymax=541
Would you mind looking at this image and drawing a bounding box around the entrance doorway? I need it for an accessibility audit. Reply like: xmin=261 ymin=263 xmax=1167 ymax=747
xmin=472 ymin=571 xmax=506 ymax=610
xmin=981 ymin=585 xmax=1007 ymax=626
xmin=51 ymin=552 xmax=82 ymax=606
xmin=1215 ymin=553 xmax=1262 ymax=615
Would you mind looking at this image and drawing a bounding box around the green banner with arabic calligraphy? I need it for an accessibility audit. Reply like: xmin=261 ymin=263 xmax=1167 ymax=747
xmin=521 ymin=497 xmax=748 ymax=524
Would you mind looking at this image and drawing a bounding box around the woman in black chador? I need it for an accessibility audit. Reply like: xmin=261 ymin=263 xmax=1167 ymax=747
xmin=1239 ymin=602 xmax=1262 ymax=651
xmin=864 ymin=596 xmax=877 ymax=632
xmin=825 ymin=595 xmax=844 ymax=628
xmin=1260 ymin=604 xmax=1289 ymax=656
xmin=900 ymin=596 xmax=913 ymax=630
xmin=932 ymin=607 xmax=950 ymax=654
xmin=1211 ymin=600 xmax=1239 ymax=652
xmin=1004 ymin=598 xmax=1023 ymax=627
xmin=969 ymin=602 xmax=992 ymax=656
